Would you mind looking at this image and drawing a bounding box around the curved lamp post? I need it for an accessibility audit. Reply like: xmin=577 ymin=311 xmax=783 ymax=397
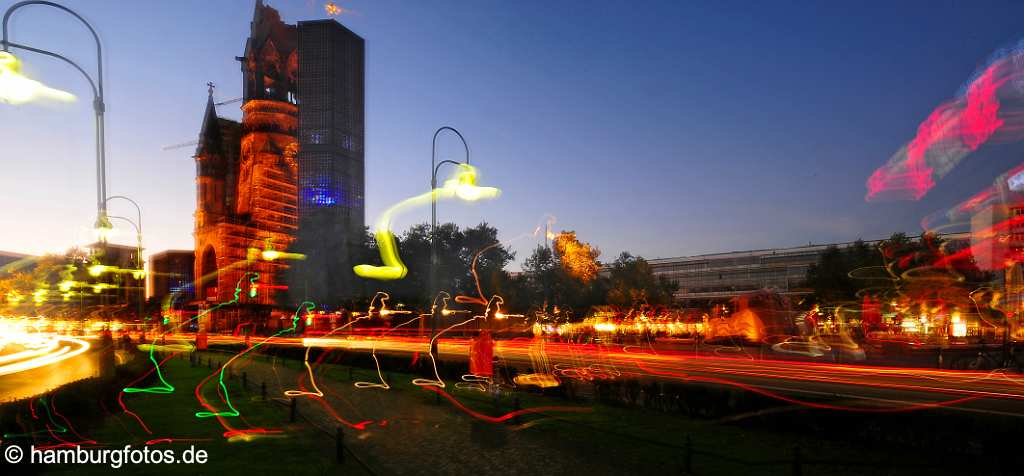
xmin=106 ymin=195 xmax=142 ymax=261
xmin=429 ymin=126 xmax=470 ymax=358
xmin=0 ymin=1 xmax=110 ymax=236
xmin=109 ymin=214 xmax=144 ymax=322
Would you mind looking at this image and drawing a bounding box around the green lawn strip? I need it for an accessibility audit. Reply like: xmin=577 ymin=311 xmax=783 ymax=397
xmin=346 ymin=369 xmax=947 ymax=476
xmin=188 ymin=349 xmax=961 ymax=475
xmin=41 ymin=357 xmax=366 ymax=476
xmin=447 ymin=386 xmax=948 ymax=475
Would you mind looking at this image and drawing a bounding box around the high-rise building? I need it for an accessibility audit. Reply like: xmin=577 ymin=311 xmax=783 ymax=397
xmin=289 ymin=18 xmax=365 ymax=305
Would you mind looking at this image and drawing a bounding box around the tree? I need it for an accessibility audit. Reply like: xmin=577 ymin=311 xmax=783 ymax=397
xmin=0 ymin=251 xmax=89 ymax=312
xmin=605 ymin=252 xmax=677 ymax=307
xmin=804 ymin=239 xmax=884 ymax=304
xmin=352 ymin=222 xmax=515 ymax=309
xmin=521 ymin=245 xmax=558 ymax=309
xmin=457 ymin=223 xmax=516 ymax=301
xmin=553 ymin=231 xmax=600 ymax=282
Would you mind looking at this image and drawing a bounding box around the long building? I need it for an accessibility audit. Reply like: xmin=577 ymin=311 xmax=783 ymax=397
xmin=642 ymin=233 xmax=970 ymax=303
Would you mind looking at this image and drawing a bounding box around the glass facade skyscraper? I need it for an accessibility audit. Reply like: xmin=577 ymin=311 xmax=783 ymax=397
xmin=290 ymin=19 xmax=365 ymax=304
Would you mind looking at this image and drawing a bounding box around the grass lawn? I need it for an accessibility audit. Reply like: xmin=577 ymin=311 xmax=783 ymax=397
xmin=34 ymin=347 xmax=983 ymax=475
xmin=307 ymin=357 xmax=972 ymax=476
xmin=41 ymin=355 xmax=369 ymax=476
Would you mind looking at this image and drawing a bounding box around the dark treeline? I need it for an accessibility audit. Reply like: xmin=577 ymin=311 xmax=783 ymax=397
xmin=0 ymin=223 xmax=677 ymax=319
xmin=346 ymin=222 xmax=677 ymax=316
xmin=802 ymin=232 xmax=994 ymax=307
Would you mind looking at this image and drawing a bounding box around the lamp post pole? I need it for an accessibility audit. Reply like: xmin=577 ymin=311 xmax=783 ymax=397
xmin=106 ymin=195 xmax=143 ymax=267
xmin=109 ymin=215 xmax=144 ymax=323
xmin=430 ymin=126 xmax=470 ymax=358
xmin=107 ymin=195 xmax=143 ymax=323
xmin=1 ymin=1 xmax=109 ymax=232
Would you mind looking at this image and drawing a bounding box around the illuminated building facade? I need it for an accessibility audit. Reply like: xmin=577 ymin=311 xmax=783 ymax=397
xmin=193 ymin=2 xmax=299 ymax=329
xmin=968 ymin=163 xmax=1024 ymax=312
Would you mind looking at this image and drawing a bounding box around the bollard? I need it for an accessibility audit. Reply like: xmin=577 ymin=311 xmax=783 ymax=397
xmin=290 ymin=397 xmax=297 ymax=422
xmin=792 ymin=445 xmax=802 ymax=476
xmin=261 ymin=381 xmax=267 ymax=401
xmin=684 ymin=435 xmax=693 ymax=474
xmin=336 ymin=427 xmax=345 ymax=464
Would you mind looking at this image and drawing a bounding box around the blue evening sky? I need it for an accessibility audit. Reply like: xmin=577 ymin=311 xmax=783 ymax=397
xmin=3 ymin=0 xmax=1024 ymax=268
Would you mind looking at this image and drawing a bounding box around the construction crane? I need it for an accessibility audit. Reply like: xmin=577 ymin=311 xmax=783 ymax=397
xmin=215 ymin=97 xmax=242 ymax=106
xmin=161 ymin=97 xmax=242 ymax=150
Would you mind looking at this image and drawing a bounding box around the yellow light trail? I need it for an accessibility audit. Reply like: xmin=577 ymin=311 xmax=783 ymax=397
xmin=354 ymin=164 xmax=499 ymax=280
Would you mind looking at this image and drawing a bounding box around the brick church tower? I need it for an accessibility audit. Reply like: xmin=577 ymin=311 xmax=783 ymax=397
xmin=193 ymin=2 xmax=299 ymax=330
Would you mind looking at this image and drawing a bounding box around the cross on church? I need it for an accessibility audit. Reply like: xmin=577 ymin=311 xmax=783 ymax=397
xmin=207 ymin=82 xmax=215 ymax=95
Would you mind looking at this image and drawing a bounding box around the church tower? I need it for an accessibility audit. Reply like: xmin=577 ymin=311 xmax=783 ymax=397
xmin=192 ymin=1 xmax=299 ymax=331
xmin=192 ymin=1 xmax=366 ymax=326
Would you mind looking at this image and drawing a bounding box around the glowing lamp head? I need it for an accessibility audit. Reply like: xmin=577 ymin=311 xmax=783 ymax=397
xmin=87 ymin=264 xmax=109 ymax=277
xmin=131 ymin=270 xmax=146 ymax=280
xmin=58 ymin=280 xmax=75 ymax=292
xmin=442 ymin=164 xmax=500 ymax=202
xmin=0 ymin=51 xmax=17 ymax=72
xmin=32 ymin=289 xmax=47 ymax=304
xmin=94 ymin=215 xmax=114 ymax=242
xmin=261 ymin=249 xmax=281 ymax=261
xmin=379 ymin=308 xmax=391 ymax=317
xmin=494 ymin=311 xmax=506 ymax=320
xmin=0 ymin=51 xmax=76 ymax=105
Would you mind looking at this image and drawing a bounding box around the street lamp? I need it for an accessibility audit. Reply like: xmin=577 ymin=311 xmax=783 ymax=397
xmin=430 ymin=126 xmax=470 ymax=358
xmin=106 ymin=195 xmax=142 ymax=266
xmin=0 ymin=1 xmax=110 ymax=239
xmin=109 ymin=215 xmax=144 ymax=323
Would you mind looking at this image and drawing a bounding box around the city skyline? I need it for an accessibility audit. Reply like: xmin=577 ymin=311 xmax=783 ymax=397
xmin=4 ymin=1 xmax=1024 ymax=268
xmin=5 ymin=3 xmax=1024 ymax=473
